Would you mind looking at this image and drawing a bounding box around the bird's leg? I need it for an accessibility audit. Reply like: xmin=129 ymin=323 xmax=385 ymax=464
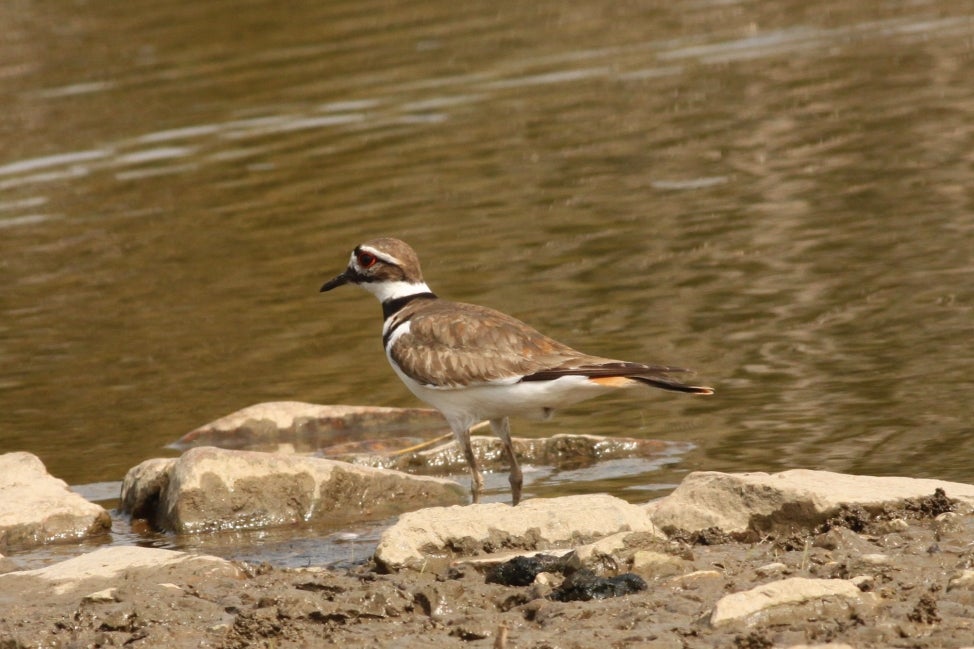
xmin=454 ymin=426 xmax=483 ymax=504
xmin=490 ymin=417 xmax=522 ymax=506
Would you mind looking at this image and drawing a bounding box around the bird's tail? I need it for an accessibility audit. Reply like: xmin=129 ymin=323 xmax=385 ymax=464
xmin=523 ymin=361 xmax=714 ymax=394
xmin=631 ymin=374 xmax=714 ymax=395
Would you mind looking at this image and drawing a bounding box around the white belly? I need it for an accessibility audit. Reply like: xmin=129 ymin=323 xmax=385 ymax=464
xmin=387 ymin=359 xmax=616 ymax=431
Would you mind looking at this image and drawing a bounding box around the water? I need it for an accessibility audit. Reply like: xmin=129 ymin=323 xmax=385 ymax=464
xmin=2 ymin=0 xmax=973 ymax=565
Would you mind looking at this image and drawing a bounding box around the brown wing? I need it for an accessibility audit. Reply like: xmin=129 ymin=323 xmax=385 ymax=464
xmin=388 ymin=300 xmax=587 ymax=388
xmin=389 ymin=299 xmax=713 ymax=394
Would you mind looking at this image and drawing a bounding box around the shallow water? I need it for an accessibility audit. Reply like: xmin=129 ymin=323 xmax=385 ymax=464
xmin=2 ymin=0 xmax=973 ymax=565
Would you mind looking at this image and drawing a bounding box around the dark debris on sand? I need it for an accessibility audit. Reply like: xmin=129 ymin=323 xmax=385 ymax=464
xmin=486 ymin=553 xmax=648 ymax=602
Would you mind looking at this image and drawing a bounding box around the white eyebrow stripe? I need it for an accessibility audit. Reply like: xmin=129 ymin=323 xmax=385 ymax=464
xmin=358 ymin=244 xmax=402 ymax=267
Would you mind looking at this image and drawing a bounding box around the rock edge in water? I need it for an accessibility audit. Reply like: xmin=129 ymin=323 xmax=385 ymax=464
xmin=0 ymin=452 xmax=111 ymax=551
xmin=120 ymin=446 xmax=467 ymax=533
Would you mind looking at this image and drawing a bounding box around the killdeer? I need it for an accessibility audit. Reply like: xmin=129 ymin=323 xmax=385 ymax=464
xmin=320 ymin=237 xmax=713 ymax=505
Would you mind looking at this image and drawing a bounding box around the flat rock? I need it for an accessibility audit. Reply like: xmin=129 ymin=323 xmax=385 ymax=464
xmin=647 ymin=469 xmax=974 ymax=534
xmin=169 ymin=401 xmax=452 ymax=452
xmin=710 ymin=577 xmax=870 ymax=627
xmin=121 ymin=446 xmax=465 ymax=533
xmin=0 ymin=546 xmax=242 ymax=595
xmin=374 ymin=493 xmax=658 ymax=571
xmin=0 ymin=452 xmax=112 ymax=551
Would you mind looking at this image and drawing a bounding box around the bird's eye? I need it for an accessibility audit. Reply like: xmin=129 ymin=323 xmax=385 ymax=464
xmin=356 ymin=252 xmax=377 ymax=268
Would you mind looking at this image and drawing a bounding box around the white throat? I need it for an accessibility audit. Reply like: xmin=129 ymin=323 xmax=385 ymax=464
xmin=361 ymin=280 xmax=433 ymax=303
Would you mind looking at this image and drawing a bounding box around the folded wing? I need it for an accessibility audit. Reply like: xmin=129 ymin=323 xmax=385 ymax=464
xmin=388 ymin=300 xmax=712 ymax=394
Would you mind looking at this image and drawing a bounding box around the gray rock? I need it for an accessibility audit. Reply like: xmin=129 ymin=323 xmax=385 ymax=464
xmin=120 ymin=446 xmax=465 ymax=533
xmin=0 ymin=452 xmax=111 ymax=551
xmin=647 ymin=469 xmax=974 ymax=534
xmin=374 ymin=493 xmax=658 ymax=571
xmin=0 ymin=546 xmax=241 ymax=596
xmin=710 ymin=577 xmax=873 ymax=627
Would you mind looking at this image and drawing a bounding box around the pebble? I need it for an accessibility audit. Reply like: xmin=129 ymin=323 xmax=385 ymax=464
xmin=851 ymin=575 xmax=875 ymax=591
xmin=947 ymin=569 xmax=974 ymax=591
xmin=82 ymin=588 xmax=119 ymax=603
xmin=755 ymin=562 xmax=787 ymax=576
xmin=668 ymin=570 xmax=722 ymax=588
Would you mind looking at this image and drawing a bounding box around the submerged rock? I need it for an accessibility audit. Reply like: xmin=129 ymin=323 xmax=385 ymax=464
xmin=120 ymin=446 xmax=465 ymax=533
xmin=363 ymin=433 xmax=683 ymax=473
xmin=169 ymin=402 xmax=688 ymax=476
xmin=0 ymin=452 xmax=111 ymax=551
xmin=169 ymin=401 xmax=452 ymax=453
xmin=647 ymin=469 xmax=974 ymax=535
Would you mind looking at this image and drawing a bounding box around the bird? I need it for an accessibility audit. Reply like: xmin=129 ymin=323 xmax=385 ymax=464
xmin=320 ymin=237 xmax=713 ymax=505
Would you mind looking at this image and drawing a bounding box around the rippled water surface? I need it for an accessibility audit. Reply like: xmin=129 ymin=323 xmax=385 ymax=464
xmin=2 ymin=0 xmax=974 ymax=562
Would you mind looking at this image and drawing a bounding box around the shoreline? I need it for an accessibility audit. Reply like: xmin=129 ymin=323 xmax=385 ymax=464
xmin=3 ymin=455 xmax=974 ymax=648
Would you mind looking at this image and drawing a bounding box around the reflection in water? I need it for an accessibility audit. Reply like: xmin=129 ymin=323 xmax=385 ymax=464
xmin=1 ymin=0 xmax=973 ymax=513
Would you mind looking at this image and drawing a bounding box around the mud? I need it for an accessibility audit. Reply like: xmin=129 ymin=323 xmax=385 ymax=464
xmin=2 ymin=499 xmax=974 ymax=648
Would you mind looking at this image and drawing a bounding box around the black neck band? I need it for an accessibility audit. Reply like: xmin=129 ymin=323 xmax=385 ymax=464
xmin=382 ymin=292 xmax=437 ymax=319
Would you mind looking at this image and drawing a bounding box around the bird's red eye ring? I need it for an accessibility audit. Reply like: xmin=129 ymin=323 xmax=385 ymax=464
xmin=357 ymin=252 xmax=377 ymax=268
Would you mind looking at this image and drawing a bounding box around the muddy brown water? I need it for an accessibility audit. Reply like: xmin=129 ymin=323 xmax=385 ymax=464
xmin=2 ymin=0 xmax=974 ymax=565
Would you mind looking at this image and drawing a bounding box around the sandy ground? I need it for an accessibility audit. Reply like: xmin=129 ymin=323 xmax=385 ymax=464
xmin=2 ymin=496 xmax=974 ymax=649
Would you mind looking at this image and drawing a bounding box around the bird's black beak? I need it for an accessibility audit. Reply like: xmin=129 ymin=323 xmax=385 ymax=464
xmin=320 ymin=271 xmax=350 ymax=292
